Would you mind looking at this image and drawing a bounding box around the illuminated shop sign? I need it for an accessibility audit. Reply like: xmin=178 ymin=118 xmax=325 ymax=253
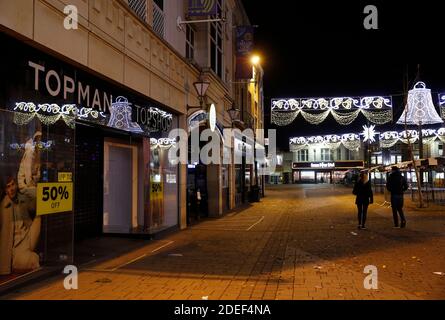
xmin=311 ymin=162 xmax=335 ymax=168
xmin=28 ymin=60 xmax=113 ymax=112
xmin=0 ymin=35 xmax=174 ymax=134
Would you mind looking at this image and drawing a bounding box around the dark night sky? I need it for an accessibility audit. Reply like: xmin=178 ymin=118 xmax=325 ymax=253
xmin=241 ymin=1 xmax=445 ymax=149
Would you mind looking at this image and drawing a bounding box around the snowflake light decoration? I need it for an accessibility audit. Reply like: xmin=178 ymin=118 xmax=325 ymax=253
xmin=362 ymin=125 xmax=377 ymax=143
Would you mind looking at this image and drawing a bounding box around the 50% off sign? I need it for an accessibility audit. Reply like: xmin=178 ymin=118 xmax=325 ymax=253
xmin=37 ymin=183 xmax=73 ymax=216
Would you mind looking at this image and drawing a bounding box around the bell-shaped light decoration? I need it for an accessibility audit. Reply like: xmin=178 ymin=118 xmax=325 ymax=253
xmin=397 ymin=82 xmax=444 ymax=125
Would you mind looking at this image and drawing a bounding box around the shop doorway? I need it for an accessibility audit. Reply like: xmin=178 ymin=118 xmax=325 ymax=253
xmin=187 ymin=164 xmax=209 ymax=224
xmin=103 ymin=141 xmax=138 ymax=234
xmin=316 ymin=172 xmax=331 ymax=184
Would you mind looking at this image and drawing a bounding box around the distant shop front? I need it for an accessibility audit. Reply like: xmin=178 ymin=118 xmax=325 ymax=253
xmin=292 ymin=161 xmax=365 ymax=184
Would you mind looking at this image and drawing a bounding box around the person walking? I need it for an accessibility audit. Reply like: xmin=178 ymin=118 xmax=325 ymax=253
xmin=386 ymin=166 xmax=409 ymax=228
xmin=353 ymin=172 xmax=374 ymax=230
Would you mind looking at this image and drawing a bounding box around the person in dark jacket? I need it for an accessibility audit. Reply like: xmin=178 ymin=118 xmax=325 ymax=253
xmin=386 ymin=166 xmax=409 ymax=228
xmin=353 ymin=172 xmax=374 ymax=230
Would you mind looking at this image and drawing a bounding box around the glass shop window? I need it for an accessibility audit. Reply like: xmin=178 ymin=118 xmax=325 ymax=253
xmin=0 ymin=108 xmax=75 ymax=285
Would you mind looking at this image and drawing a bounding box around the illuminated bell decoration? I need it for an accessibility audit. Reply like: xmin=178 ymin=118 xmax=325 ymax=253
xmin=108 ymin=96 xmax=143 ymax=133
xmin=397 ymin=82 xmax=444 ymax=125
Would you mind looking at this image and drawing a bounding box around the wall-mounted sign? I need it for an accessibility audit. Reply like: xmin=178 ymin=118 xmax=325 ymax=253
xmin=188 ymin=0 xmax=218 ymax=16
xmin=209 ymin=103 xmax=216 ymax=132
xmin=37 ymin=182 xmax=73 ymax=216
xmin=311 ymin=162 xmax=335 ymax=168
xmin=0 ymin=33 xmax=174 ymax=135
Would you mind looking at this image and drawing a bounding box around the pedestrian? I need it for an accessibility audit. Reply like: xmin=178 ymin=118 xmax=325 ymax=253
xmin=386 ymin=166 xmax=408 ymax=228
xmin=353 ymin=171 xmax=373 ymax=230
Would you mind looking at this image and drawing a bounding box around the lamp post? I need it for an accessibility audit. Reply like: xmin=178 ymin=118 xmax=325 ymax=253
xmin=187 ymin=77 xmax=210 ymax=111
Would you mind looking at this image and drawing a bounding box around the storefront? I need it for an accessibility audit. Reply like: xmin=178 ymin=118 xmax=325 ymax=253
xmin=186 ymin=110 xmax=229 ymax=223
xmin=292 ymin=161 xmax=365 ymax=184
xmin=0 ymin=32 xmax=179 ymax=285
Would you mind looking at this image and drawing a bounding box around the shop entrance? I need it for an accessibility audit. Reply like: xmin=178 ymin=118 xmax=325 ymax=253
xmin=187 ymin=164 xmax=209 ymax=224
xmin=316 ymin=172 xmax=331 ymax=184
xmin=103 ymin=141 xmax=138 ymax=234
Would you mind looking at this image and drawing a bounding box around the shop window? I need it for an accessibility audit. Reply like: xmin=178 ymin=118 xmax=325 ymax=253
xmin=0 ymin=108 xmax=75 ymax=284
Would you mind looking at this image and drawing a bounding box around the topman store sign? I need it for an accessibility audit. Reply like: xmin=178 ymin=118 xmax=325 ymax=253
xmin=0 ymin=33 xmax=173 ymax=134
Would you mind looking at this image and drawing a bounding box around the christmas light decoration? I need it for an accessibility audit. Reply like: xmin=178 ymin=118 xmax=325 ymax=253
xmin=13 ymin=102 xmax=106 ymax=129
xmin=362 ymin=125 xmax=377 ymax=143
xmin=290 ymin=133 xmax=361 ymax=151
xmin=10 ymin=141 xmax=54 ymax=151
xmin=150 ymin=138 xmax=176 ymax=149
xmin=397 ymin=82 xmax=443 ymax=125
xmin=379 ymin=128 xmax=445 ymax=148
xmin=439 ymin=93 xmax=445 ymax=119
xmin=272 ymin=96 xmax=393 ymax=126
xmin=108 ymin=96 xmax=143 ymax=133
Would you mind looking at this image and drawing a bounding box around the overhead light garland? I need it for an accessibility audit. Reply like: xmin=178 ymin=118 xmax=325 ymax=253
xmin=290 ymin=133 xmax=361 ymax=152
xmin=379 ymin=128 xmax=445 ymax=148
xmin=272 ymin=96 xmax=393 ymax=126
xmin=397 ymin=82 xmax=443 ymax=125
xmin=290 ymin=128 xmax=445 ymax=151
xmin=13 ymin=102 xmax=106 ymax=129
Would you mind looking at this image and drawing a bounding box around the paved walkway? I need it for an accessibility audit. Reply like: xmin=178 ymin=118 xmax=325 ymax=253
xmin=2 ymin=184 xmax=445 ymax=300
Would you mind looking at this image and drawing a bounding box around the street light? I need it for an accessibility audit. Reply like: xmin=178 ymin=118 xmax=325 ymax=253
xmin=228 ymin=103 xmax=240 ymax=125
xmin=251 ymin=55 xmax=261 ymax=66
xmin=188 ymin=77 xmax=210 ymax=111
xmin=193 ymin=80 xmax=210 ymax=107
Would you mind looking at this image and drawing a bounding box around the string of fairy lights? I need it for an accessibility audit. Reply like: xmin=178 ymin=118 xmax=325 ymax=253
xmin=273 ymin=84 xmax=445 ymax=127
xmin=290 ymin=128 xmax=445 ymax=151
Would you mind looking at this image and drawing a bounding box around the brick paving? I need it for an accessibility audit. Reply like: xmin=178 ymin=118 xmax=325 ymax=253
xmin=2 ymin=184 xmax=445 ymax=300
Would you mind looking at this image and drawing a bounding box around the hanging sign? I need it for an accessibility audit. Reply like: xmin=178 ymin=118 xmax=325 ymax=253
xmin=188 ymin=0 xmax=218 ymax=16
xmin=37 ymin=182 xmax=73 ymax=216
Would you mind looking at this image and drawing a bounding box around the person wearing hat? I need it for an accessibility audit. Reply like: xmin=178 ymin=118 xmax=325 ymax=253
xmin=386 ymin=166 xmax=409 ymax=228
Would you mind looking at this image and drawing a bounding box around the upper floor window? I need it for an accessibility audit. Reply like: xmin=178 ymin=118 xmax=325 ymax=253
xmin=321 ymin=148 xmax=332 ymax=161
xmin=186 ymin=25 xmax=195 ymax=61
xmin=210 ymin=0 xmax=224 ymax=79
xmin=297 ymin=149 xmax=309 ymax=162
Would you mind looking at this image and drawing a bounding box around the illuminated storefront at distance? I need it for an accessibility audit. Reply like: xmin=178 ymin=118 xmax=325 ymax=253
xmin=292 ymin=161 xmax=365 ymax=184
xmin=0 ymin=32 xmax=179 ymax=286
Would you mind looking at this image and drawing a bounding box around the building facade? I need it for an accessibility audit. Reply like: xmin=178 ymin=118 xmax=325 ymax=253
xmin=0 ymin=0 xmax=264 ymax=287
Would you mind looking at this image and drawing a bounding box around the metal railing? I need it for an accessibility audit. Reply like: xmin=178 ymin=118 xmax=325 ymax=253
xmin=127 ymin=0 xmax=147 ymax=22
xmin=152 ymin=1 xmax=165 ymax=38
